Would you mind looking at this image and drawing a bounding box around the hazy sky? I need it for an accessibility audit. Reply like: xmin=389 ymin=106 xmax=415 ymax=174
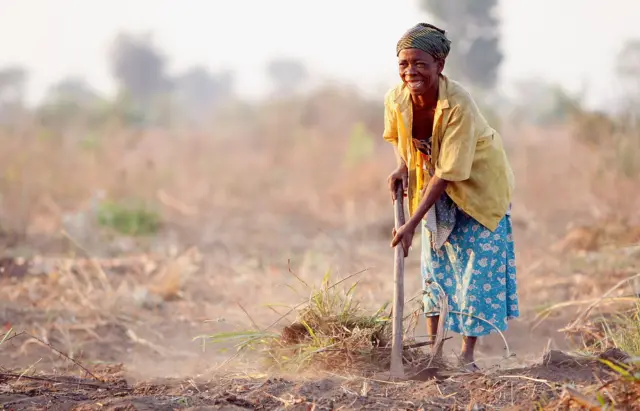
xmin=1 ymin=0 xmax=639 ymax=108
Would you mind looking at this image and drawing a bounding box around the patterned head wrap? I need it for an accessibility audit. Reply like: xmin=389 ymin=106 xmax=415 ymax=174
xmin=396 ymin=23 xmax=451 ymax=60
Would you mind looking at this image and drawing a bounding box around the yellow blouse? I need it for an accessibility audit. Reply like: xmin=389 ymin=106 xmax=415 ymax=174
xmin=383 ymin=74 xmax=514 ymax=231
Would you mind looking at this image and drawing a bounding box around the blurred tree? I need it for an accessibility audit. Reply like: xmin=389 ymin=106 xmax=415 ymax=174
xmin=0 ymin=66 xmax=28 ymax=126
xmin=616 ymin=40 xmax=640 ymax=79
xmin=614 ymin=39 xmax=640 ymax=178
xmin=419 ymin=0 xmax=503 ymax=91
xmin=616 ymin=39 xmax=640 ymax=102
xmin=37 ymin=77 xmax=105 ymax=131
xmin=510 ymin=79 xmax=583 ymax=126
xmin=44 ymin=77 xmax=101 ymax=107
xmin=109 ymin=32 xmax=169 ymax=116
xmin=173 ymin=66 xmax=235 ymax=125
xmin=0 ymin=66 xmax=28 ymax=105
xmin=267 ymin=58 xmax=308 ymax=96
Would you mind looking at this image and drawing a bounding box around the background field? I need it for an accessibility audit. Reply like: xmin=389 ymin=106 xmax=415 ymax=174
xmin=1 ymin=1 xmax=640 ymax=409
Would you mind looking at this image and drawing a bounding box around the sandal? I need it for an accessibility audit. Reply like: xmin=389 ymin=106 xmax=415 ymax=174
xmin=458 ymin=360 xmax=482 ymax=373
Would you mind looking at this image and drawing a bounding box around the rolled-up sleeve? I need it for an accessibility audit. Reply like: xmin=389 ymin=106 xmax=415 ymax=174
xmin=435 ymin=105 xmax=477 ymax=181
xmin=382 ymin=95 xmax=398 ymax=145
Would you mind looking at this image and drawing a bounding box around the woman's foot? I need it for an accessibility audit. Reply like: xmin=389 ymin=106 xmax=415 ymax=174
xmin=460 ymin=336 xmax=481 ymax=372
xmin=458 ymin=356 xmax=481 ymax=373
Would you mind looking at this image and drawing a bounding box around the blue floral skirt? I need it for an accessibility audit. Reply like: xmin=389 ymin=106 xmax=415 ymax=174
xmin=420 ymin=207 xmax=520 ymax=337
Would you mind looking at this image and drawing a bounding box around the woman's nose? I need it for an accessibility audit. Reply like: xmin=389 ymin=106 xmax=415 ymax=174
xmin=404 ymin=66 xmax=417 ymax=75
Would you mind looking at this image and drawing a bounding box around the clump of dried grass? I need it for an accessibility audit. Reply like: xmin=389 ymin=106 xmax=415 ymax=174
xmin=539 ymin=274 xmax=640 ymax=409
xmin=549 ymin=356 xmax=640 ymax=410
xmin=204 ymin=270 xmax=435 ymax=375
xmin=582 ymin=302 xmax=640 ymax=359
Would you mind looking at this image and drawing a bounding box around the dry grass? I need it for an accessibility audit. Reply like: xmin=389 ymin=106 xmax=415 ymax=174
xmin=544 ymin=356 xmax=640 ymax=410
xmin=601 ymin=305 xmax=640 ymax=357
xmin=0 ymin=87 xmax=639 ymax=408
xmin=0 ymin=244 xmax=205 ymax=371
xmin=568 ymin=300 xmax=640 ymax=360
xmin=203 ymin=270 xmax=442 ymax=376
xmin=561 ymin=321 xmax=640 ymax=409
xmin=533 ymin=272 xmax=640 ymax=409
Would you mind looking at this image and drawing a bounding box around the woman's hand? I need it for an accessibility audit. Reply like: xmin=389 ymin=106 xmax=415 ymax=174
xmin=391 ymin=221 xmax=417 ymax=257
xmin=387 ymin=164 xmax=408 ymax=201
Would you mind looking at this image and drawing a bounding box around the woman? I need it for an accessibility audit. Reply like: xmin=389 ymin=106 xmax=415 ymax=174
xmin=385 ymin=23 xmax=519 ymax=371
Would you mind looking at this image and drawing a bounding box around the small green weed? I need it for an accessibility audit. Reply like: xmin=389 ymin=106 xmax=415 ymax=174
xmin=97 ymin=199 xmax=160 ymax=236
xmin=344 ymin=122 xmax=374 ymax=167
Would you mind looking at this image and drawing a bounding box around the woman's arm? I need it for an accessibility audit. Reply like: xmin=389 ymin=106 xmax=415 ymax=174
xmin=392 ymin=145 xmax=406 ymax=169
xmin=406 ymin=175 xmax=448 ymax=229
xmin=391 ymin=103 xmax=477 ymax=251
xmin=390 ymin=175 xmax=448 ymax=250
xmin=408 ymin=102 xmax=476 ymax=226
xmin=388 ymin=151 xmax=408 ymax=200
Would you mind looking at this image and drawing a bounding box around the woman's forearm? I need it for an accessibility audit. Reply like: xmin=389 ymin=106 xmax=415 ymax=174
xmin=393 ymin=145 xmax=406 ymax=169
xmin=407 ymin=175 xmax=449 ymax=228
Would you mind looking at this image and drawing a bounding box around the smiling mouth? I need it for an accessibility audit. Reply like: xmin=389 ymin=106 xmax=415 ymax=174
xmin=407 ymin=80 xmax=424 ymax=90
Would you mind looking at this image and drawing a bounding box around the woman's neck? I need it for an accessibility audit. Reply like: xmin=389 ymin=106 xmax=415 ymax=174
xmin=411 ymin=85 xmax=438 ymax=110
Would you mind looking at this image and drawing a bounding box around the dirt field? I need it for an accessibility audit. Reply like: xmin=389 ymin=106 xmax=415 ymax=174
xmin=0 ymin=117 xmax=639 ymax=409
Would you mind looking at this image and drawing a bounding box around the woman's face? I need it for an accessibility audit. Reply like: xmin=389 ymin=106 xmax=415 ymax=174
xmin=397 ymin=48 xmax=443 ymax=97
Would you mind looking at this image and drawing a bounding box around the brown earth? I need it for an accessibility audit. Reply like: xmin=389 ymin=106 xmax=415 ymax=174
xmin=0 ymin=350 xmax=627 ymax=410
xmin=0 ymin=124 xmax=639 ymax=409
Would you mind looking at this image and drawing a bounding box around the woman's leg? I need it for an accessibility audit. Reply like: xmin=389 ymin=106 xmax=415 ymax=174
xmin=422 ymin=220 xmax=441 ymax=345
xmin=427 ymin=316 xmax=479 ymax=370
xmin=421 ymin=207 xmax=518 ymax=371
xmin=460 ymin=336 xmax=478 ymax=367
xmin=426 ymin=315 xmax=439 ymax=343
